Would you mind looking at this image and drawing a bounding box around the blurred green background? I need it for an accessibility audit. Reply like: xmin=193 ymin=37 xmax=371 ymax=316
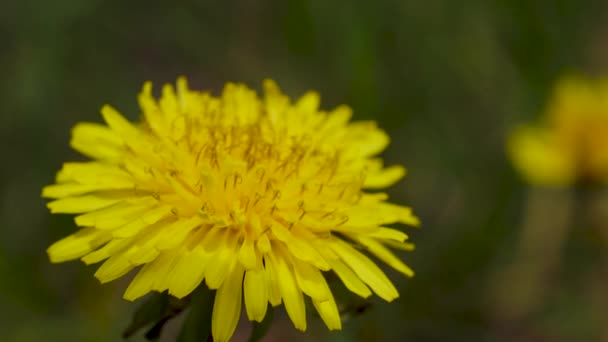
xmin=2 ymin=0 xmax=608 ymax=341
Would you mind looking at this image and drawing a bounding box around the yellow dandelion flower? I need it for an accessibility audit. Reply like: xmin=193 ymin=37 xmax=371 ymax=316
xmin=508 ymin=76 xmax=608 ymax=186
xmin=43 ymin=77 xmax=419 ymax=341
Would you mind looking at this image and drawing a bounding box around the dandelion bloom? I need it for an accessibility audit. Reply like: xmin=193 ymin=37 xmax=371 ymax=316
xmin=508 ymin=76 xmax=608 ymax=186
xmin=43 ymin=78 xmax=419 ymax=341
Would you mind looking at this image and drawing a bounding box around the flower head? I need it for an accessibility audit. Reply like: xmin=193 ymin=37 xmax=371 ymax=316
xmin=43 ymin=78 xmax=419 ymax=341
xmin=508 ymin=76 xmax=608 ymax=186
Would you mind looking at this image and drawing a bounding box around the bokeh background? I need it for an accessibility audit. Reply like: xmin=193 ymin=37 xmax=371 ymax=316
xmin=2 ymin=0 xmax=608 ymax=341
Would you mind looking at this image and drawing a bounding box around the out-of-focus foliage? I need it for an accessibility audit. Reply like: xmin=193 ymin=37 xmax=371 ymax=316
xmin=1 ymin=0 xmax=608 ymax=341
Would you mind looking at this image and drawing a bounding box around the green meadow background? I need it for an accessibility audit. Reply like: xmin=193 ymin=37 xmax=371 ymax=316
xmin=2 ymin=0 xmax=608 ymax=341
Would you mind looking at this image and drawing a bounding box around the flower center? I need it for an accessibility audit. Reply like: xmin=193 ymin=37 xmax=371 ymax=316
xmin=136 ymin=118 xmax=363 ymax=241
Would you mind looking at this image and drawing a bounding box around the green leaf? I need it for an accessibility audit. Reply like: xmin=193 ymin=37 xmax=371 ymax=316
xmin=144 ymin=316 xmax=172 ymax=341
xmin=123 ymin=292 xmax=171 ymax=339
xmin=177 ymin=286 xmax=215 ymax=342
xmin=249 ymin=306 xmax=274 ymax=342
xmin=123 ymin=292 xmax=190 ymax=340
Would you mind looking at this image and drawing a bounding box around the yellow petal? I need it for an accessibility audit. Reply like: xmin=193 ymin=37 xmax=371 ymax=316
xmin=221 ymin=83 xmax=261 ymax=125
xmin=368 ymin=227 xmax=408 ymax=242
xmin=123 ymin=264 xmax=156 ymax=301
xmin=355 ymin=236 xmax=414 ymax=277
xmin=244 ymin=267 xmax=269 ymax=322
xmin=342 ymin=122 xmax=389 ymax=158
xmin=273 ymin=252 xmax=307 ymax=331
xmin=167 ymin=248 xmax=208 ymax=298
xmin=155 ymin=216 xmax=203 ymax=250
xmin=262 ymin=79 xmax=290 ymax=127
xmin=238 ymin=238 xmax=258 ymax=270
xmin=270 ymin=222 xmax=330 ymax=270
xmin=296 ymin=91 xmax=320 ymax=114
xmin=212 ymin=263 xmax=244 ymax=342
xmin=42 ymin=182 xmax=132 ymax=198
xmin=364 ymin=165 xmax=406 ymax=189
xmin=55 ymin=162 xmax=132 ymax=185
xmin=128 ymin=246 xmax=160 ymax=265
xmin=159 ymin=84 xmax=179 ymax=123
xmin=81 ymin=238 xmax=132 ymax=265
xmin=344 ymin=203 xmax=420 ymax=228
xmin=329 ymin=239 xmax=398 ymax=301
xmin=205 ymin=231 xmax=237 ymax=289
xmin=263 ymin=254 xmax=282 ymax=307
xmin=101 ymin=105 xmax=162 ymax=164
xmin=378 ymin=203 xmax=420 ymax=227
xmin=257 ymin=233 xmax=271 ymax=254
xmin=124 ymin=252 xmax=175 ymax=301
xmin=326 ymin=258 xmax=371 ymax=299
xmin=323 ymin=105 xmax=352 ymax=131
xmin=47 ymin=227 xmax=112 ymax=263
xmin=101 ymin=105 xmax=139 ymax=138
xmin=289 ymin=240 xmax=331 ymax=270
xmin=112 ymin=205 xmax=173 ymax=238
xmin=165 ymin=176 xmax=203 ymax=211
xmin=70 ymin=122 xmax=123 ymax=161
xmin=150 ymin=251 xmax=180 ymax=292
xmin=47 ymin=195 xmax=122 ymax=214
xmin=74 ymin=198 xmax=157 ymax=229
xmin=176 ymin=76 xmax=190 ymax=105
xmin=138 ymin=81 xmax=168 ymax=138
xmin=94 ymin=251 xmax=137 ymax=283
xmin=383 ymin=240 xmax=415 ymax=251
xmin=200 ymin=226 xmax=224 ymax=253
xmin=291 ymin=257 xmax=330 ymax=301
xmin=313 ymin=293 xmax=342 ymax=330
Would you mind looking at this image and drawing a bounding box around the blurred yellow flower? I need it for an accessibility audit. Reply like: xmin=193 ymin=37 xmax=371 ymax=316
xmin=508 ymin=76 xmax=608 ymax=186
xmin=42 ymin=78 xmax=419 ymax=341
